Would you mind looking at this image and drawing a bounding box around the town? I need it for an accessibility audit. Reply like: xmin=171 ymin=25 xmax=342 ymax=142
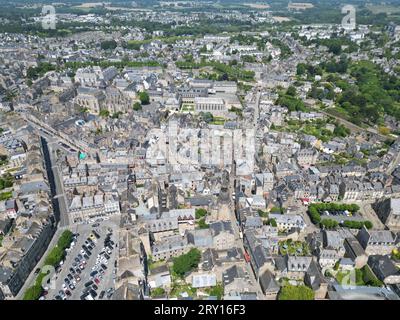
xmin=0 ymin=0 xmax=400 ymax=301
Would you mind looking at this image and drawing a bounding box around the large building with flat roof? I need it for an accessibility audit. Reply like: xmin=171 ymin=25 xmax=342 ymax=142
xmin=194 ymin=97 xmax=226 ymax=115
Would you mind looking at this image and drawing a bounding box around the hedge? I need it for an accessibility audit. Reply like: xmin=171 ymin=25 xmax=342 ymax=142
xmin=23 ymin=230 xmax=73 ymax=300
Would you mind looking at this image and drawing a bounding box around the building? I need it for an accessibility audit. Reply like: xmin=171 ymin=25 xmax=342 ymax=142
xmin=194 ymin=97 xmax=226 ymax=115
xmin=268 ymin=213 xmax=306 ymax=232
xmin=75 ymin=87 xmax=106 ymax=114
xmin=374 ymin=198 xmax=400 ymax=229
xmin=368 ymin=255 xmax=400 ymax=285
xmin=344 ymin=237 xmax=368 ymax=268
xmin=209 ymin=221 xmax=235 ymax=251
xmin=357 ymin=227 xmax=397 ymax=256
xmin=151 ymin=235 xmax=190 ymax=261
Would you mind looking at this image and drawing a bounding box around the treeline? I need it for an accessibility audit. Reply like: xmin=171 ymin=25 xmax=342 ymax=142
xmin=63 ymin=60 xmax=160 ymax=72
xmin=23 ymin=230 xmax=73 ymax=300
xmin=27 ymin=62 xmax=56 ymax=80
xmin=176 ymin=61 xmax=255 ymax=82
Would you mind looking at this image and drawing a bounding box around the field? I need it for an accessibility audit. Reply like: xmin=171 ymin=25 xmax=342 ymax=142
xmin=243 ymin=3 xmax=270 ymax=9
xmin=365 ymin=4 xmax=400 ymax=15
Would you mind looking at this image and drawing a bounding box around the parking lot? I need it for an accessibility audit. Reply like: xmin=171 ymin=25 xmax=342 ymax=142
xmin=45 ymin=220 xmax=119 ymax=300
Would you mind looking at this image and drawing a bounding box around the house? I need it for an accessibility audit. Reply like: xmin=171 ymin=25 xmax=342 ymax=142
xmin=367 ymin=255 xmax=400 ymax=285
xmin=357 ymin=227 xmax=397 ymax=256
xmin=187 ymin=229 xmax=213 ymax=248
xmin=268 ymin=213 xmax=306 ymax=232
xmin=287 ymin=255 xmax=313 ymax=279
xmin=0 ymin=218 xmax=13 ymax=236
xmin=148 ymin=264 xmax=171 ymax=289
xmin=296 ymin=148 xmax=318 ymax=167
xmin=374 ymin=198 xmax=400 ymax=229
xmin=209 ymin=221 xmax=235 ymax=251
xmin=344 ymin=237 xmax=368 ymax=268
xmin=304 ymin=260 xmax=328 ymax=299
xmin=223 ymin=265 xmax=256 ymax=297
xmin=194 ymin=97 xmax=226 ymax=115
xmin=243 ymin=229 xmax=274 ymax=279
xmin=318 ymin=248 xmax=341 ymax=269
xmin=258 ymin=270 xmax=279 ymax=300
xmin=151 ymin=235 xmax=191 ymax=261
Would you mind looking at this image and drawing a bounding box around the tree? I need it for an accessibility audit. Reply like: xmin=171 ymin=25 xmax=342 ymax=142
xmin=100 ymin=40 xmax=117 ymax=50
xmin=286 ymin=86 xmax=297 ymax=97
xmin=151 ymin=287 xmax=166 ymax=297
xmin=23 ymin=284 xmax=43 ymax=300
xmin=269 ymin=218 xmax=277 ymax=227
xmin=278 ymin=284 xmax=314 ymax=300
xmin=297 ymin=63 xmax=307 ymax=76
xmin=99 ymin=109 xmax=110 ymax=118
xmin=363 ymin=221 xmax=373 ymax=229
xmin=133 ymin=102 xmax=142 ymax=111
xmin=207 ymin=284 xmax=224 ymax=300
xmin=197 ymin=218 xmax=209 ymax=229
xmin=172 ymin=248 xmax=201 ymax=278
xmin=57 ymin=230 xmax=73 ymax=249
xmin=44 ymin=247 xmax=64 ymax=266
xmin=139 ymin=91 xmax=150 ymax=105
xmin=320 ymin=219 xmax=338 ymax=230
xmin=200 ymin=112 xmax=214 ymax=123
xmin=195 ymin=208 xmax=207 ymax=219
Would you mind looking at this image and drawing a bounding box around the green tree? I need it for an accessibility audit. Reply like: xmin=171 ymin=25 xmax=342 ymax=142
xmin=99 ymin=109 xmax=110 ymax=118
xmin=57 ymin=230 xmax=73 ymax=249
xmin=195 ymin=208 xmax=207 ymax=219
xmin=172 ymin=248 xmax=201 ymax=278
xmin=139 ymin=91 xmax=150 ymax=105
xmin=100 ymin=40 xmax=117 ymax=50
xmin=23 ymin=285 xmax=43 ymax=300
xmin=269 ymin=218 xmax=277 ymax=227
xmin=286 ymin=86 xmax=297 ymax=97
xmin=133 ymin=102 xmax=142 ymax=111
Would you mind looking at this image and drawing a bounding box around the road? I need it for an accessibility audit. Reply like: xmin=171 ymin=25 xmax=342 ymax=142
xmin=254 ymin=89 xmax=261 ymax=127
xmin=20 ymin=113 xmax=92 ymax=154
xmin=47 ymin=140 xmax=70 ymax=227
xmin=228 ymin=163 xmax=264 ymax=299
xmin=319 ymin=109 xmax=391 ymax=141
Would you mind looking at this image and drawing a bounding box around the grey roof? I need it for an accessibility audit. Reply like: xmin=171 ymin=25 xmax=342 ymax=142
xmin=368 ymin=255 xmax=400 ymax=279
xmin=209 ymin=221 xmax=233 ymax=236
xmin=253 ymin=245 xmax=271 ymax=270
xmin=223 ymin=265 xmax=246 ymax=286
xmin=259 ymin=270 xmax=279 ymax=293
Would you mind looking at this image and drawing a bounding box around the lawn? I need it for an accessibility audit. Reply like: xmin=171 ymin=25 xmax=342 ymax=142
xmin=169 ymin=282 xmax=197 ymax=298
xmin=181 ymin=104 xmax=195 ymax=112
xmin=210 ymin=116 xmax=226 ymax=125
xmin=336 ymin=269 xmax=365 ymax=286
xmin=0 ymin=191 xmax=13 ymax=201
